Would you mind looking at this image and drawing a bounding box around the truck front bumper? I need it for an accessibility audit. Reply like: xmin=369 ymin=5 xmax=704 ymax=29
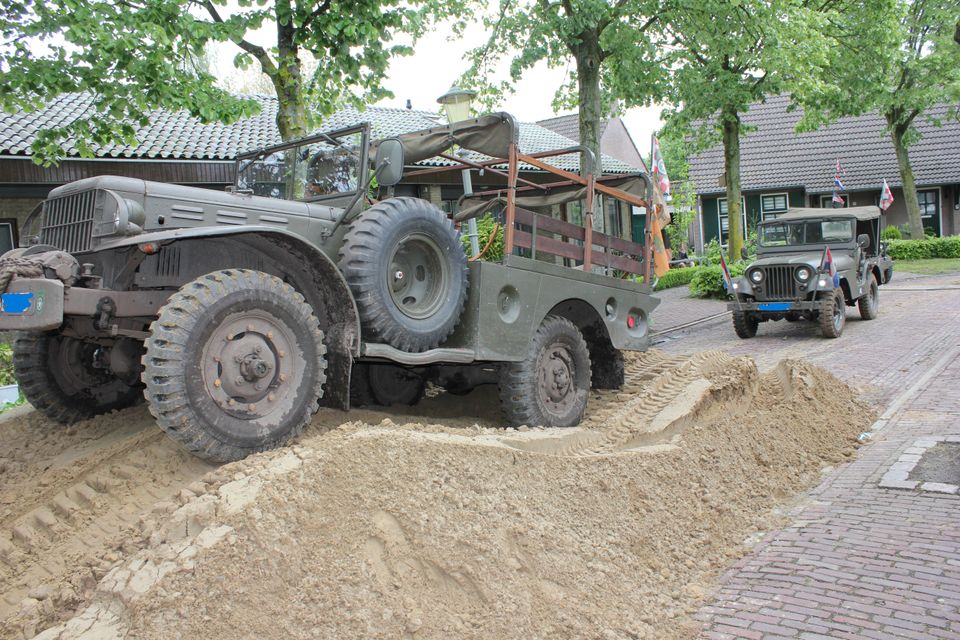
xmin=0 ymin=278 xmax=169 ymax=331
xmin=726 ymin=299 xmax=819 ymax=313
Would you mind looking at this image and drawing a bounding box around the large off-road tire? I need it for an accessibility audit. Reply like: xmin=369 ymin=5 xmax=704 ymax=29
xmin=732 ymin=310 xmax=759 ymax=339
xmin=338 ymin=197 xmax=468 ymax=352
xmin=12 ymin=333 xmax=142 ymax=423
xmin=499 ymin=315 xmax=591 ymax=428
xmin=819 ymin=290 xmax=846 ymax=338
xmin=858 ymin=273 xmax=879 ymax=320
xmin=142 ymin=269 xmax=326 ymax=462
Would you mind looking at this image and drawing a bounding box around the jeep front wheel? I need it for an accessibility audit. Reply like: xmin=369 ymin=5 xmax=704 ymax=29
xmin=818 ymin=290 xmax=846 ymax=338
xmin=143 ymin=269 xmax=326 ymax=462
xmin=732 ymin=310 xmax=759 ymax=339
xmin=499 ymin=315 xmax=591 ymax=427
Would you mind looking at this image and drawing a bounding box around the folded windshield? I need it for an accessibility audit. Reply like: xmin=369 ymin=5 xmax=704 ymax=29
xmin=759 ymin=219 xmax=855 ymax=247
xmin=236 ymin=131 xmax=363 ymax=201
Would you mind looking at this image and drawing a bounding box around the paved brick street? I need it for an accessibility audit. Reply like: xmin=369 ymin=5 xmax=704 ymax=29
xmin=655 ymin=272 xmax=960 ymax=639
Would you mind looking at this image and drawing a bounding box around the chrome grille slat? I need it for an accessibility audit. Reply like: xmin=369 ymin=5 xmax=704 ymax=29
xmin=762 ymin=265 xmax=796 ymax=300
xmin=40 ymin=191 xmax=98 ymax=253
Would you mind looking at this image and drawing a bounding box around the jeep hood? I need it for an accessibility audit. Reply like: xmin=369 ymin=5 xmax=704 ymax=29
xmin=751 ymin=251 xmax=855 ymax=272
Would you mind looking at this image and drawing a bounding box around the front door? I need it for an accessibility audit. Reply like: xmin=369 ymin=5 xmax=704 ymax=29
xmin=918 ymin=189 xmax=941 ymax=236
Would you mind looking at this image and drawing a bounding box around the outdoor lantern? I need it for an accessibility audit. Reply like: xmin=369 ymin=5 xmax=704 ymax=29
xmin=437 ymin=86 xmax=476 ymax=124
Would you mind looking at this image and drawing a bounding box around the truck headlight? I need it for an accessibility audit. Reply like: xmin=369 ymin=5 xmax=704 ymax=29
xmin=750 ymin=269 xmax=763 ymax=283
xmin=796 ymin=267 xmax=811 ymax=282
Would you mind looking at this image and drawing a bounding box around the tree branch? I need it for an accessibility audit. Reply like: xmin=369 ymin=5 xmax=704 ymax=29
xmin=201 ymin=0 xmax=277 ymax=76
xmin=300 ymin=0 xmax=332 ymax=33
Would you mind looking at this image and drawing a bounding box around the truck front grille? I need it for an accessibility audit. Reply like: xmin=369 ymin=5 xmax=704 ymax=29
xmin=40 ymin=191 xmax=100 ymax=253
xmin=761 ymin=266 xmax=797 ymax=300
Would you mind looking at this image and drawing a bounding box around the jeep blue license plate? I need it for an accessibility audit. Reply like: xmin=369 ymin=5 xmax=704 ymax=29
xmin=758 ymin=302 xmax=793 ymax=311
xmin=1 ymin=291 xmax=37 ymax=315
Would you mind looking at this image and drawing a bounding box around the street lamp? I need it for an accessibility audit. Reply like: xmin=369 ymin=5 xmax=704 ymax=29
xmin=438 ymin=86 xmax=480 ymax=257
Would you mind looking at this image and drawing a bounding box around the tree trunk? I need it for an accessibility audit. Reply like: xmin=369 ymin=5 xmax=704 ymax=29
xmin=721 ymin=105 xmax=744 ymax=261
xmin=890 ymin=124 xmax=925 ymax=239
xmin=272 ymin=0 xmax=308 ymax=141
xmin=573 ymin=34 xmax=603 ymax=178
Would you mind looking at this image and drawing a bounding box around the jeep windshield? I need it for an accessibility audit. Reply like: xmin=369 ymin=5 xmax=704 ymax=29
xmin=235 ymin=127 xmax=365 ymax=202
xmin=759 ymin=219 xmax=855 ymax=247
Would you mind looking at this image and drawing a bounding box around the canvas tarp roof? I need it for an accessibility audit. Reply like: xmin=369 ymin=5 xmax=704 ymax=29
xmin=777 ymin=206 xmax=881 ymax=222
xmin=454 ymin=175 xmax=649 ymax=222
xmin=373 ymin=112 xmax=520 ymax=164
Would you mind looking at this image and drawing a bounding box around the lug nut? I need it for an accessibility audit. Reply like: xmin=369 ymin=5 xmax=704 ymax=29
xmin=235 ymin=377 xmax=244 ymax=385
xmin=267 ymin=331 xmax=273 ymax=339
xmin=254 ymin=345 xmax=262 ymax=354
xmin=228 ymin=399 xmax=236 ymax=406
xmin=235 ymin=355 xmax=243 ymax=363
xmin=226 ymin=333 xmax=234 ymax=340
xmin=279 ymin=374 xmax=287 ymax=383
xmin=268 ymin=393 xmax=276 ymax=402
xmin=214 ymin=379 xmax=221 ymax=388
xmin=248 ymin=403 xmax=256 ymax=411
xmin=278 ymin=350 xmax=285 ymax=358
xmin=247 ymin=324 xmax=255 ymax=331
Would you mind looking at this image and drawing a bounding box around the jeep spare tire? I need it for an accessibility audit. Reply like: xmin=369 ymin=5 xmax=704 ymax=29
xmin=339 ymin=197 xmax=469 ymax=352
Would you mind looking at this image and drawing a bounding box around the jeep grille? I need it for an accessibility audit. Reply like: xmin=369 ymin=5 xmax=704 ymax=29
xmin=760 ymin=266 xmax=797 ymax=300
xmin=40 ymin=191 xmax=100 ymax=253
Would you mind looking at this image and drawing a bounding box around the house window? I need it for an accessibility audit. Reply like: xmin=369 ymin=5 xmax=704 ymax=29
xmin=819 ymin=194 xmax=848 ymax=208
xmin=917 ymin=190 xmax=938 ymax=218
xmin=718 ymin=197 xmax=746 ymax=245
xmin=604 ymin=197 xmax=622 ymax=238
xmin=760 ymin=193 xmax=788 ymax=220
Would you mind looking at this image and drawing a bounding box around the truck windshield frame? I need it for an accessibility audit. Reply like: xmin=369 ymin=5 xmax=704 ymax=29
xmin=759 ymin=218 xmax=855 ymax=247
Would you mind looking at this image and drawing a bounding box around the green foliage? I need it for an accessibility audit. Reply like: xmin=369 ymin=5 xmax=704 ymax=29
xmin=462 ymin=214 xmax=504 ymax=262
xmin=0 ymin=343 xmax=14 ymax=387
xmin=1 ymin=1 xmax=448 ymax=161
xmin=894 ymin=258 xmax=960 ymax=275
xmin=886 ymin=237 xmax=960 ymax=260
xmin=881 ymin=225 xmax=903 ymax=240
xmin=688 ymin=262 xmax=746 ymax=299
xmin=653 ymin=266 xmax=698 ymax=291
xmin=704 ymin=239 xmax=722 ymax=266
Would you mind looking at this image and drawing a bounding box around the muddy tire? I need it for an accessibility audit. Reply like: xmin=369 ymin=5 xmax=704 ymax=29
xmin=818 ymin=290 xmax=846 ymax=338
xmin=858 ymin=273 xmax=879 ymax=320
xmin=338 ymin=197 xmax=468 ymax=352
xmin=142 ymin=269 xmax=326 ymax=462
xmin=12 ymin=333 xmax=143 ymax=423
xmin=732 ymin=310 xmax=758 ymax=339
xmin=499 ymin=315 xmax=591 ymax=427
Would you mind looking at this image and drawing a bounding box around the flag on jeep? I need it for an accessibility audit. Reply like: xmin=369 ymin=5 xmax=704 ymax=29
xmin=651 ymin=136 xmax=671 ymax=195
xmin=821 ymin=246 xmax=840 ymax=287
xmin=879 ymin=179 xmax=894 ymax=210
xmin=719 ymin=251 xmax=733 ymax=292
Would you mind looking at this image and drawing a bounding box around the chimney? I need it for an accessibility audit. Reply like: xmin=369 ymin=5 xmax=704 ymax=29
xmin=405 ymin=99 xmax=412 ymax=110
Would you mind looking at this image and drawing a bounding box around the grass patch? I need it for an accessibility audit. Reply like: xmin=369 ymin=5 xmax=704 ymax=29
xmin=896 ymin=258 xmax=960 ymax=275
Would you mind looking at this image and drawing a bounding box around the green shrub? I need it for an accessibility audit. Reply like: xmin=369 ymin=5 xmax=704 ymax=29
xmin=688 ymin=261 xmax=746 ymax=299
xmin=461 ymin=213 xmax=504 ymax=262
xmin=0 ymin=343 xmax=15 ymax=387
xmin=886 ymin=236 xmax=960 ymax=260
xmin=653 ymin=266 xmax=699 ymax=291
xmin=704 ymin=239 xmax=721 ymax=266
xmin=881 ymin=225 xmax=902 ymax=241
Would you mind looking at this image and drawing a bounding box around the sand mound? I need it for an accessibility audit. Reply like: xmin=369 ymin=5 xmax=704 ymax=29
xmin=10 ymin=351 xmax=874 ymax=640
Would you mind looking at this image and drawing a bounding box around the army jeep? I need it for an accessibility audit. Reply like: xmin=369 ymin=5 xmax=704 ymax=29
xmin=728 ymin=206 xmax=894 ymax=339
xmin=0 ymin=112 xmax=659 ymax=461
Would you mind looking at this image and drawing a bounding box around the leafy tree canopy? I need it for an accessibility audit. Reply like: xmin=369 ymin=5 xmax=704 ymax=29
xmin=1 ymin=0 xmax=444 ymax=164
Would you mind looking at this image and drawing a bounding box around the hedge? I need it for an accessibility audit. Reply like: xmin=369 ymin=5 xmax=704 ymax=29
xmin=689 ymin=262 xmax=747 ymax=299
xmin=886 ymin=236 xmax=960 ymax=260
xmin=653 ymin=266 xmax=699 ymax=291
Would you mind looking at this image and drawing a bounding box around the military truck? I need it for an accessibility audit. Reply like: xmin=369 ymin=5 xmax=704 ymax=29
xmin=728 ymin=206 xmax=893 ymax=339
xmin=0 ymin=112 xmax=659 ymax=461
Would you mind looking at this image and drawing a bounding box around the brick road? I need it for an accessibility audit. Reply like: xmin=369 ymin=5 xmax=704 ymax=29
xmin=654 ymin=271 xmax=960 ymax=639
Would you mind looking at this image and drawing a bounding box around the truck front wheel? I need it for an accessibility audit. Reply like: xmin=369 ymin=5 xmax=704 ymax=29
xmin=819 ymin=290 xmax=846 ymax=338
xmin=142 ymin=269 xmax=327 ymax=462
xmin=732 ymin=310 xmax=759 ymax=339
xmin=499 ymin=315 xmax=591 ymax=428
xmin=13 ymin=333 xmax=143 ymax=423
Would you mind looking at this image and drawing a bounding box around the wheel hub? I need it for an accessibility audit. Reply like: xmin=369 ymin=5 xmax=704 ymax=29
xmin=201 ymin=313 xmax=296 ymax=419
xmin=539 ymin=345 xmax=576 ymax=411
xmin=388 ymin=233 xmax=446 ymax=320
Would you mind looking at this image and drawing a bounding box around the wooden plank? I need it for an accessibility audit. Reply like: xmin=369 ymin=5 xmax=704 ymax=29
xmin=589 ymin=250 xmax=643 ymax=274
xmin=590 ymin=229 xmax=644 ymax=257
xmin=513 ymin=208 xmax=586 ymax=241
xmin=504 ymin=143 xmax=518 ymax=255
xmin=513 ymin=230 xmax=585 ymax=262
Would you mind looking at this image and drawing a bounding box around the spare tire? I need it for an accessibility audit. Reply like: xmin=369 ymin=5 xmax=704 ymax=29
xmin=338 ymin=197 xmax=468 ymax=352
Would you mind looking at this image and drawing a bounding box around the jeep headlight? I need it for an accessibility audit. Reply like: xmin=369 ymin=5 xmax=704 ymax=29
xmin=749 ymin=269 xmax=763 ymax=283
xmin=796 ymin=267 xmax=811 ymax=282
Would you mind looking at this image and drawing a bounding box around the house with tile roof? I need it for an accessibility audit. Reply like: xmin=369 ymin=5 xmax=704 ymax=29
xmin=0 ymin=94 xmax=645 ymax=249
xmin=687 ymin=94 xmax=960 ymax=249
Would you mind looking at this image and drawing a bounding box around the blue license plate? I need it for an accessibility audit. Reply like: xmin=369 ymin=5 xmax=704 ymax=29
xmin=1 ymin=292 xmax=36 ymax=315
xmin=758 ymin=302 xmax=792 ymax=312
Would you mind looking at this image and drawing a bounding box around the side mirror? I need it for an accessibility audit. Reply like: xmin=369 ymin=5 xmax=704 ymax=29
xmin=373 ymin=138 xmax=404 ymax=187
xmin=879 ymin=241 xmax=887 ymax=255
xmin=857 ymin=233 xmax=870 ymax=249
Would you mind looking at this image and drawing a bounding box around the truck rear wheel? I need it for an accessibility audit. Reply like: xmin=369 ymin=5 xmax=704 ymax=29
xmin=338 ymin=197 xmax=468 ymax=352
xmin=499 ymin=315 xmax=591 ymax=428
xmin=12 ymin=333 xmax=142 ymax=423
xmin=819 ymin=290 xmax=846 ymax=338
xmin=142 ymin=269 xmax=326 ymax=462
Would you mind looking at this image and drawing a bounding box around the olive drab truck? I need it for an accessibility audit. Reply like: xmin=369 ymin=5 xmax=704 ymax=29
xmin=0 ymin=113 xmax=660 ymax=461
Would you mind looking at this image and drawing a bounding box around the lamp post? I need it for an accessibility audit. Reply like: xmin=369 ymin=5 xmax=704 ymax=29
xmin=438 ymin=85 xmax=480 ymax=257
